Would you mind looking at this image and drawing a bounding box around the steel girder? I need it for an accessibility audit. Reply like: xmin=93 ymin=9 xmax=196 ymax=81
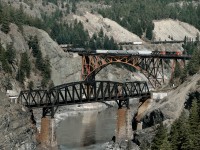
xmin=81 ymin=55 xmax=165 ymax=88
xmin=18 ymin=81 xmax=150 ymax=117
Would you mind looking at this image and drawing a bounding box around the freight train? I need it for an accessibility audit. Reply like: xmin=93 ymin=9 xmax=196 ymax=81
xmin=69 ymin=48 xmax=183 ymax=56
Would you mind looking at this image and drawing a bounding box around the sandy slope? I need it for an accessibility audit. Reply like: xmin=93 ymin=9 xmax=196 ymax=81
xmin=73 ymin=12 xmax=143 ymax=43
xmin=153 ymin=19 xmax=200 ymax=41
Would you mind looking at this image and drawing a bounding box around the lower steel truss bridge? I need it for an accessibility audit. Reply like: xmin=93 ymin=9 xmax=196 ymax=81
xmin=18 ymin=80 xmax=150 ymax=117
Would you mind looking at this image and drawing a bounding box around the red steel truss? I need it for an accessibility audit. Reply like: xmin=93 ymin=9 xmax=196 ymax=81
xmin=81 ymin=55 xmax=183 ymax=88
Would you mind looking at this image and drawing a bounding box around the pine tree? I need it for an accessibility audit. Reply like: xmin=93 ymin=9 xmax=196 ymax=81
xmin=146 ymin=22 xmax=154 ymax=40
xmin=2 ymin=76 xmax=12 ymax=90
xmin=1 ymin=9 xmax=10 ymax=34
xmin=96 ymin=38 xmax=102 ymax=49
xmin=174 ymin=61 xmax=182 ymax=78
xmin=43 ymin=56 xmax=51 ymax=79
xmin=170 ymin=112 xmax=187 ymax=149
xmin=28 ymin=36 xmax=40 ymax=57
xmin=160 ymin=137 xmax=171 ymax=150
xmin=0 ymin=2 xmax=3 ymax=23
xmin=180 ymin=121 xmax=193 ymax=150
xmin=196 ymin=33 xmax=199 ymax=43
xmin=19 ymin=52 xmax=31 ymax=78
xmin=151 ymin=123 xmax=168 ymax=150
xmin=194 ymin=125 xmax=200 ymax=150
xmin=170 ymin=112 xmax=193 ymax=150
xmin=187 ymin=99 xmax=200 ymax=149
xmin=15 ymin=4 xmax=24 ymax=31
xmin=89 ymin=38 xmax=96 ymax=50
xmin=16 ymin=52 xmax=31 ymax=83
xmin=28 ymin=81 xmax=34 ymax=90
xmin=6 ymin=42 xmax=16 ymax=64
xmin=0 ymin=44 xmax=12 ymax=73
xmin=189 ymin=99 xmax=199 ymax=130
xmin=72 ymin=2 xmax=76 ymax=14
xmin=180 ymin=67 xmax=187 ymax=83
xmin=187 ymin=48 xmax=200 ymax=75
xmin=104 ymin=35 xmax=110 ymax=49
xmin=16 ymin=68 xmax=25 ymax=83
xmin=98 ymin=28 xmax=104 ymax=38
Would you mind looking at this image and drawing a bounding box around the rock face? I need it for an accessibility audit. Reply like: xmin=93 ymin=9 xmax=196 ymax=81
xmin=2 ymin=0 xmax=59 ymax=19
xmin=1 ymin=0 xmax=143 ymax=43
xmin=134 ymin=126 xmax=157 ymax=148
xmin=153 ymin=19 xmax=200 ymax=41
xmin=0 ymin=23 xmax=82 ymax=90
xmin=73 ymin=12 xmax=143 ymax=43
xmin=102 ymin=141 xmax=140 ymax=150
xmin=142 ymin=72 xmax=200 ymax=127
xmin=133 ymin=72 xmax=200 ymax=147
xmin=168 ymin=1 xmax=200 ymax=8
xmin=0 ymin=91 xmax=36 ymax=149
xmin=22 ymin=25 xmax=82 ymax=86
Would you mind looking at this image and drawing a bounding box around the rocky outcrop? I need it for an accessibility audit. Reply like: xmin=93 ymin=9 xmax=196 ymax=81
xmin=22 ymin=25 xmax=82 ymax=85
xmin=168 ymin=1 xmax=200 ymax=8
xmin=2 ymin=0 xmax=59 ymax=19
xmin=153 ymin=19 xmax=200 ymax=41
xmin=134 ymin=126 xmax=157 ymax=148
xmin=102 ymin=141 xmax=140 ymax=150
xmin=133 ymin=72 xmax=200 ymax=147
xmin=0 ymin=91 xmax=36 ymax=149
xmin=142 ymin=72 xmax=200 ymax=128
xmin=73 ymin=12 xmax=143 ymax=43
xmin=0 ymin=23 xmax=82 ymax=90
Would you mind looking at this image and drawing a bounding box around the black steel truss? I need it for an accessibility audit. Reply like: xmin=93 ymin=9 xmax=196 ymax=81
xmin=18 ymin=81 xmax=150 ymax=117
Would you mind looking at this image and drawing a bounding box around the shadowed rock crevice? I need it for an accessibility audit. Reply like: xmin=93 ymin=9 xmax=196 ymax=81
xmin=184 ymin=91 xmax=200 ymax=110
xmin=142 ymin=109 xmax=164 ymax=129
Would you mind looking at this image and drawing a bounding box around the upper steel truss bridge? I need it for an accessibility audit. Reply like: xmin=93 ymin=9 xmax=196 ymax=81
xmin=18 ymin=80 xmax=150 ymax=117
xmin=79 ymin=52 xmax=191 ymax=88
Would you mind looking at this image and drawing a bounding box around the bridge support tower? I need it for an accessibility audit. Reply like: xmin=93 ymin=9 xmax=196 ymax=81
xmin=115 ymin=96 xmax=131 ymax=146
xmin=39 ymin=116 xmax=57 ymax=148
xmin=37 ymin=107 xmax=58 ymax=148
xmin=116 ymin=106 xmax=132 ymax=148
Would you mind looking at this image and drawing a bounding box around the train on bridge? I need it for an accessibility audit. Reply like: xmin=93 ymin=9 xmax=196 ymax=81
xmin=69 ymin=48 xmax=184 ymax=56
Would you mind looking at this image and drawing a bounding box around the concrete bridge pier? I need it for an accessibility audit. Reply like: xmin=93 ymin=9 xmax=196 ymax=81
xmin=116 ymin=107 xmax=132 ymax=147
xmin=39 ymin=116 xmax=57 ymax=149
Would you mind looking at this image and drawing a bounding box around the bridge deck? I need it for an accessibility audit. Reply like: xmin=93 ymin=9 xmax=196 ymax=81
xmin=18 ymin=81 xmax=150 ymax=109
xmin=78 ymin=53 xmax=191 ymax=60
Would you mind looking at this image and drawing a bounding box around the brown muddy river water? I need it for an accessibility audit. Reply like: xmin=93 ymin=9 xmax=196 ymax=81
xmin=56 ymin=107 xmax=117 ymax=150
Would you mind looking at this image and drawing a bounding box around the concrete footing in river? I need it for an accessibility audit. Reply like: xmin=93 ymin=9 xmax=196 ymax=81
xmin=115 ymin=108 xmax=132 ymax=149
xmin=38 ymin=117 xmax=58 ymax=149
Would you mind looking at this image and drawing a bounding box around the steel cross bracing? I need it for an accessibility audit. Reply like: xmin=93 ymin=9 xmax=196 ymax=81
xmin=18 ymin=81 xmax=150 ymax=117
xmin=81 ymin=54 xmax=190 ymax=88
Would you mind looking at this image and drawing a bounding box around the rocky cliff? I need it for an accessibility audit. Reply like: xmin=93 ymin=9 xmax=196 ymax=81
xmin=134 ymin=71 xmax=200 ymax=146
xmin=73 ymin=12 xmax=143 ymax=43
xmin=143 ymin=72 xmax=200 ymax=127
xmin=153 ymin=19 xmax=200 ymax=41
xmin=0 ymin=91 xmax=36 ymax=149
xmin=0 ymin=23 xmax=81 ymax=92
